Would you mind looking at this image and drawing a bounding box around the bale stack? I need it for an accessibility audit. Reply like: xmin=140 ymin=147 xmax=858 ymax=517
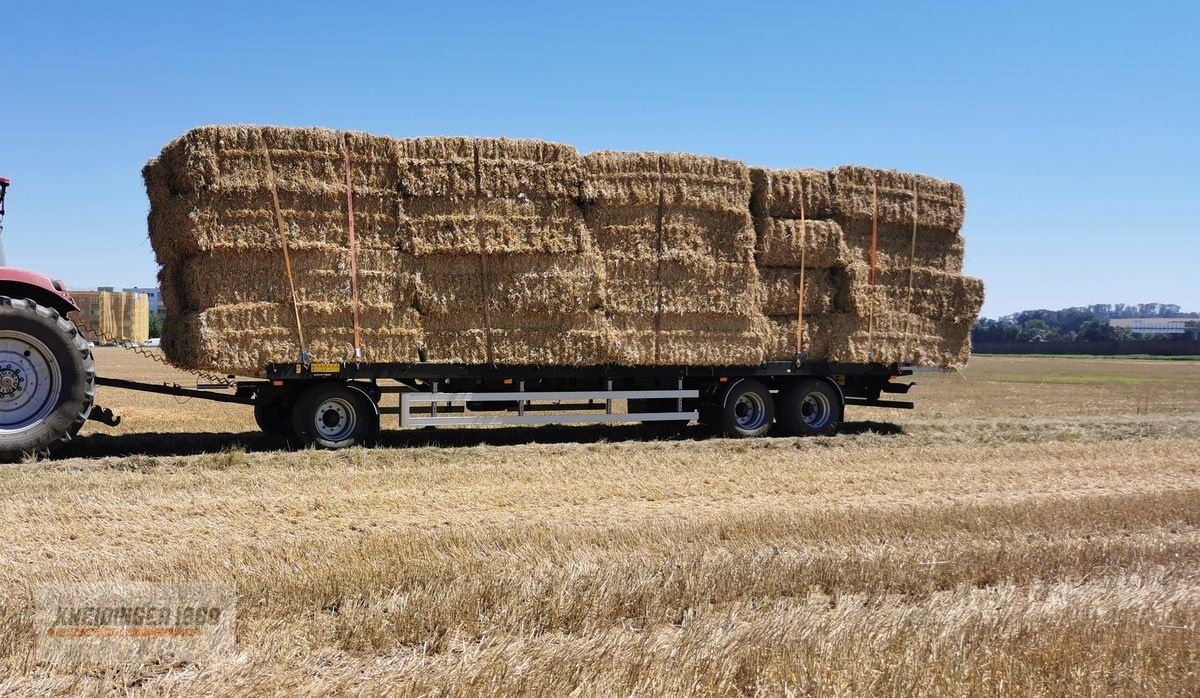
xmin=748 ymin=166 xmax=983 ymax=365
xmin=145 ymin=125 xmax=984 ymax=375
xmin=70 ymin=290 xmax=150 ymax=344
xmin=400 ymin=138 xmax=610 ymax=365
xmin=143 ymin=126 xmax=422 ymax=373
xmin=582 ymin=152 xmax=766 ymax=365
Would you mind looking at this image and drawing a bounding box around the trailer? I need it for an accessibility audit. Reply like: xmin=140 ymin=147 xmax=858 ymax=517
xmin=0 ymin=286 xmax=914 ymax=457
xmin=0 ymin=175 xmax=914 ymax=459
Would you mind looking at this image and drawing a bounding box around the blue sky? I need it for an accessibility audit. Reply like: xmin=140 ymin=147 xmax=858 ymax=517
xmin=3 ymin=1 xmax=1197 ymax=317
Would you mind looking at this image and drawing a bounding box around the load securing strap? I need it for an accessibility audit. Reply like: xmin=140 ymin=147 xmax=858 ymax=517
xmin=866 ymin=176 xmax=879 ymax=358
xmin=259 ymin=130 xmax=307 ymax=358
xmin=342 ymin=133 xmax=363 ymax=359
xmin=795 ymin=175 xmax=807 ymax=360
xmin=653 ymin=156 xmax=666 ymax=364
xmin=473 ymin=142 xmax=495 ymax=364
xmin=902 ymin=186 xmax=920 ymax=357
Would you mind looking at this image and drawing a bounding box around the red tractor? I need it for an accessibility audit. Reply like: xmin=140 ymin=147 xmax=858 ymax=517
xmin=0 ymin=177 xmax=96 ymax=459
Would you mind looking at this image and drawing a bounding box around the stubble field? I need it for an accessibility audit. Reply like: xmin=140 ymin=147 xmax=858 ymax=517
xmin=0 ymin=350 xmax=1197 ymax=695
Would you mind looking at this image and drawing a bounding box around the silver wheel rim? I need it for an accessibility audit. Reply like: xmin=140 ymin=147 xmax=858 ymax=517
xmin=313 ymin=397 xmax=357 ymax=442
xmin=801 ymin=390 xmax=832 ymax=429
xmin=733 ymin=391 xmax=767 ymax=431
xmin=0 ymin=331 xmax=63 ymax=434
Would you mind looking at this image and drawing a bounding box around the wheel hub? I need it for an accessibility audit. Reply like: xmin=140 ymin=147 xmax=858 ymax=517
xmin=0 ymin=331 xmax=62 ymax=433
xmin=733 ymin=393 xmax=767 ymax=430
xmin=0 ymin=366 xmax=25 ymax=398
xmin=314 ymin=397 xmax=356 ymax=441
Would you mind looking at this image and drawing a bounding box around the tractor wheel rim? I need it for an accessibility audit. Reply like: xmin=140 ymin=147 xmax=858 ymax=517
xmin=314 ymin=397 xmax=356 ymax=442
xmin=733 ymin=392 xmax=767 ymax=430
xmin=801 ymin=391 xmax=832 ymax=428
xmin=0 ymin=331 xmax=62 ymax=434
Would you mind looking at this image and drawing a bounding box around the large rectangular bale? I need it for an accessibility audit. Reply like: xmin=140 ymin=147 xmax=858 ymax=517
xmin=604 ymin=257 xmax=761 ymax=317
xmin=394 ymin=137 xmax=475 ymax=197
xmin=582 ymin=151 xmax=750 ymax=215
xmin=422 ymin=313 xmax=610 ymax=365
xmin=831 ymin=312 xmax=974 ymax=367
xmin=606 ymin=314 xmax=768 ymax=366
xmin=839 ymin=220 xmax=965 ymax=274
xmin=476 ymin=138 xmax=583 ymax=199
xmin=401 ymin=197 xmax=589 ymax=256
xmin=414 ymin=252 xmax=605 ymax=321
xmin=754 ymin=218 xmax=847 ymax=268
xmin=761 ymin=313 xmax=844 ymax=361
xmin=145 ymin=126 xmax=401 ymax=197
xmin=163 ymin=301 xmax=424 ymax=375
xmin=853 ymin=270 xmax=986 ymax=323
xmin=175 ymin=249 xmax=418 ymax=312
xmin=829 ymin=166 xmax=965 ymax=232
xmin=759 ymin=267 xmax=846 ymax=316
xmin=749 ymin=168 xmax=834 ymax=219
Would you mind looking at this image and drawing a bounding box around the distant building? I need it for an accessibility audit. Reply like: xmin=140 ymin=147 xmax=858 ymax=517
xmin=1109 ymin=318 xmax=1189 ymax=335
xmin=70 ymin=290 xmax=150 ymax=343
xmin=123 ymin=287 xmax=164 ymax=316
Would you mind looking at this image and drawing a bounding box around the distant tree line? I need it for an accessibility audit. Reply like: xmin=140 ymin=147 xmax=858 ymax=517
xmin=973 ymin=304 xmax=1200 ymax=343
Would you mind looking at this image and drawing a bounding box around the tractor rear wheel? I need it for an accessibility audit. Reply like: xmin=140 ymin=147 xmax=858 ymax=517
xmin=0 ymin=296 xmax=94 ymax=461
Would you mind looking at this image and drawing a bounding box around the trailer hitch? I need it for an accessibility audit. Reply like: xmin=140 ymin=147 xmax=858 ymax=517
xmin=87 ymin=404 xmax=122 ymax=427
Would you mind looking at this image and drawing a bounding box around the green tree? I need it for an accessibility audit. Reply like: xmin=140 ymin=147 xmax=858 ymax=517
xmin=148 ymin=314 xmax=162 ymax=339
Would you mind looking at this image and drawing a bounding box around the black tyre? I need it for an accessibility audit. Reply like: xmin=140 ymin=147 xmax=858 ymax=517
xmin=254 ymin=397 xmax=294 ymax=437
xmin=778 ymin=378 xmax=842 ymax=437
xmin=718 ymin=379 xmax=774 ymax=438
xmin=0 ymin=296 xmax=94 ymax=461
xmin=291 ymin=383 xmax=375 ymax=449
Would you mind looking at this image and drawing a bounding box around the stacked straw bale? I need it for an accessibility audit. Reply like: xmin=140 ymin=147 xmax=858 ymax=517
xmin=582 ymin=152 xmax=767 ymax=365
xmin=145 ymin=125 xmax=983 ymax=374
xmin=748 ymin=166 xmax=983 ymax=365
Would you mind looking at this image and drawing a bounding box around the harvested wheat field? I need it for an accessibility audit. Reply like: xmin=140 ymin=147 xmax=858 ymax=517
xmin=0 ymin=350 xmax=1196 ymax=694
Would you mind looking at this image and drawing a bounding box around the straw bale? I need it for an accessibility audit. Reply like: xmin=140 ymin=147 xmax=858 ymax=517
xmin=476 ymin=138 xmax=583 ymax=199
xmin=402 ymin=197 xmax=589 ymax=256
xmin=422 ymin=313 xmax=610 ymax=365
xmin=586 ymin=206 xmax=753 ymax=262
xmin=163 ymin=301 xmax=424 ymax=375
xmin=839 ymin=220 xmax=965 ymax=273
xmin=394 ymin=137 xmax=475 ymax=197
xmin=603 ymin=258 xmax=761 ymax=317
xmin=749 ymin=168 xmax=834 ymax=219
xmin=176 ymin=249 xmax=418 ymax=312
xmin=829 ymin=166 xmax=965 ymax=232
xmin=582 ymin=151 xmax=750 ymax=214
xmin=606 ymin=314 xmax=768 ymax=366
xmin=754 ymin=218 xmax=847 ymax=268
xmin=761 ymin=314 xmax=843 ymax=361
xmin=145 ymin=126 xmax=401 ymax=197
xmin=414 ymin=253 xmax=605 ymax=321
xmin=759 ymin=268 xmax=845 ymax=316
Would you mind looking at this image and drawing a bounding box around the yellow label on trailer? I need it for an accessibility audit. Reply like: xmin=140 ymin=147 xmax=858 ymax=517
xmin=311 ymin=363 xmax=341 ymax=374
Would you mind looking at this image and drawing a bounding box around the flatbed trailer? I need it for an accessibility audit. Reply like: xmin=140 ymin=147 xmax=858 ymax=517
xmin=98 ymin=358 xmax=913 ymax=449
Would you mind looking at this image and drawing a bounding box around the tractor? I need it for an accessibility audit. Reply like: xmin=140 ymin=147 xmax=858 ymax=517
xmin=0 ymin=177 xmax=96 ymax=459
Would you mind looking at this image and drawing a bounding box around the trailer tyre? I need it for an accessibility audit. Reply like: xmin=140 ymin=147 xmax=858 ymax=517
xmin=254 ymin=398 xmax=294 ymax=438
xmin=778 ymin=378 xmax=841 ymax=437
xmin=0 ymin=296 xmax=94 ymax=461
xmin=292 ymin=383 xmax=373 ymax=449
xmin=718 ymin=379 xmax=774 ymax=438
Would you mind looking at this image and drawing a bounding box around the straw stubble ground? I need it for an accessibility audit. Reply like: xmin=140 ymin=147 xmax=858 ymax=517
xmin=0 ymin=350 xmax=1196 ymax=694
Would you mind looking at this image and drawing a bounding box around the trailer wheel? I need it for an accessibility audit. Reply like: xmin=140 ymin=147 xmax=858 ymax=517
xmin=254 ymin=398 xmax=294 ymax=438
xmin=292 ymin=383 xmax=373 ymax=449
xmin=0 ymin=297 xmax=94 ymax=461
xmin=778 ymin=378 xmax=841 ymax=437
xmin=718 ymin=379 xmax=774 ymax=438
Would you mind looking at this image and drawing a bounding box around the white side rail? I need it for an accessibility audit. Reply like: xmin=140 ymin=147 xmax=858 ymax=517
xmin=400 ymin=387 xmax=699 ymax=427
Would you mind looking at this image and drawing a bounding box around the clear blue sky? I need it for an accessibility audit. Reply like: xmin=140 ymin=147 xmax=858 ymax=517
xmin=4 ymin=1 xmax=1197 ymax=318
